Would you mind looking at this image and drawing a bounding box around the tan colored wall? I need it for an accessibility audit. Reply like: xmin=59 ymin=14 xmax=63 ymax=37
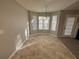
xmin=0 ymin=0 xmax=28 ymax=59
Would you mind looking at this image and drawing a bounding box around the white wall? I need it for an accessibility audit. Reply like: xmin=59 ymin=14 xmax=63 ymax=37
xmin=0 ymin=0 xmax=28 ymax=59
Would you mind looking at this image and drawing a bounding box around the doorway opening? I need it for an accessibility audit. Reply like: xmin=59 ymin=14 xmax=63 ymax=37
xmin=76 ymin=28 xmax=79 ymax=40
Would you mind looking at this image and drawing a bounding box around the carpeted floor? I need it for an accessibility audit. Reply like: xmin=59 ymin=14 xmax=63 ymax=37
xmin=11 ymin=34 xmax=77 ymax=59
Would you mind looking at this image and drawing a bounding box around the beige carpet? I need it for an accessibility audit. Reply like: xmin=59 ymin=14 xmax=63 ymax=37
xmin=11 ymin=35 xmax=76 ymax=59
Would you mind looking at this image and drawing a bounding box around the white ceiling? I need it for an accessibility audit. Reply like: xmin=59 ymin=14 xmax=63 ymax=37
xmin=16 ymin=0 xmax=78 ymax=12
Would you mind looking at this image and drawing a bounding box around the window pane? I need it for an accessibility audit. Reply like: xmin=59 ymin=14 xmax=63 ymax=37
xmin=51 ymin=16 xmax=57 ymax=31
xmin=43 ymin=17 xmax=50 ymax=30
xmin=31 ymin=16 xmax=37 ymax=30
xmin=39 ymin=23 xmax=43 ymax=30
xmin=39 ymin=16 xmax=44 ymax=30
xmin=39 ymin=16 xmax=44 ymax=23
xmin=39 ymin=16 xmax=50 ymax=30
xmin=64 ymin=16 xmax=75 ymax=35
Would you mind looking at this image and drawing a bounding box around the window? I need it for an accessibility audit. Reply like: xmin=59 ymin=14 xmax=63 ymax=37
xmin=51 ymin=15 xmax=57 ymax=31
xmin=31 ymin=15 xmax=37 ymax=31
xmin=64 ymin=16 xmax=75 ymax=35
xmin=39 ymin=16 xmax=43 ymax=30
xmin=43 ymin=17 xmax=50 ymax=30
xmin=39 ymin=16 xmax=50 ymax=30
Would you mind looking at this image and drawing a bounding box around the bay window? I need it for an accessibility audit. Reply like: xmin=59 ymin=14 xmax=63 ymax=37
xmin=30 ymin=12 xmax=58 ymax=33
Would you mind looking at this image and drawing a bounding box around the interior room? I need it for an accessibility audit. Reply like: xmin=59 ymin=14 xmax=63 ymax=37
xmin=0 ymin=0 xmax=79 ymax=59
